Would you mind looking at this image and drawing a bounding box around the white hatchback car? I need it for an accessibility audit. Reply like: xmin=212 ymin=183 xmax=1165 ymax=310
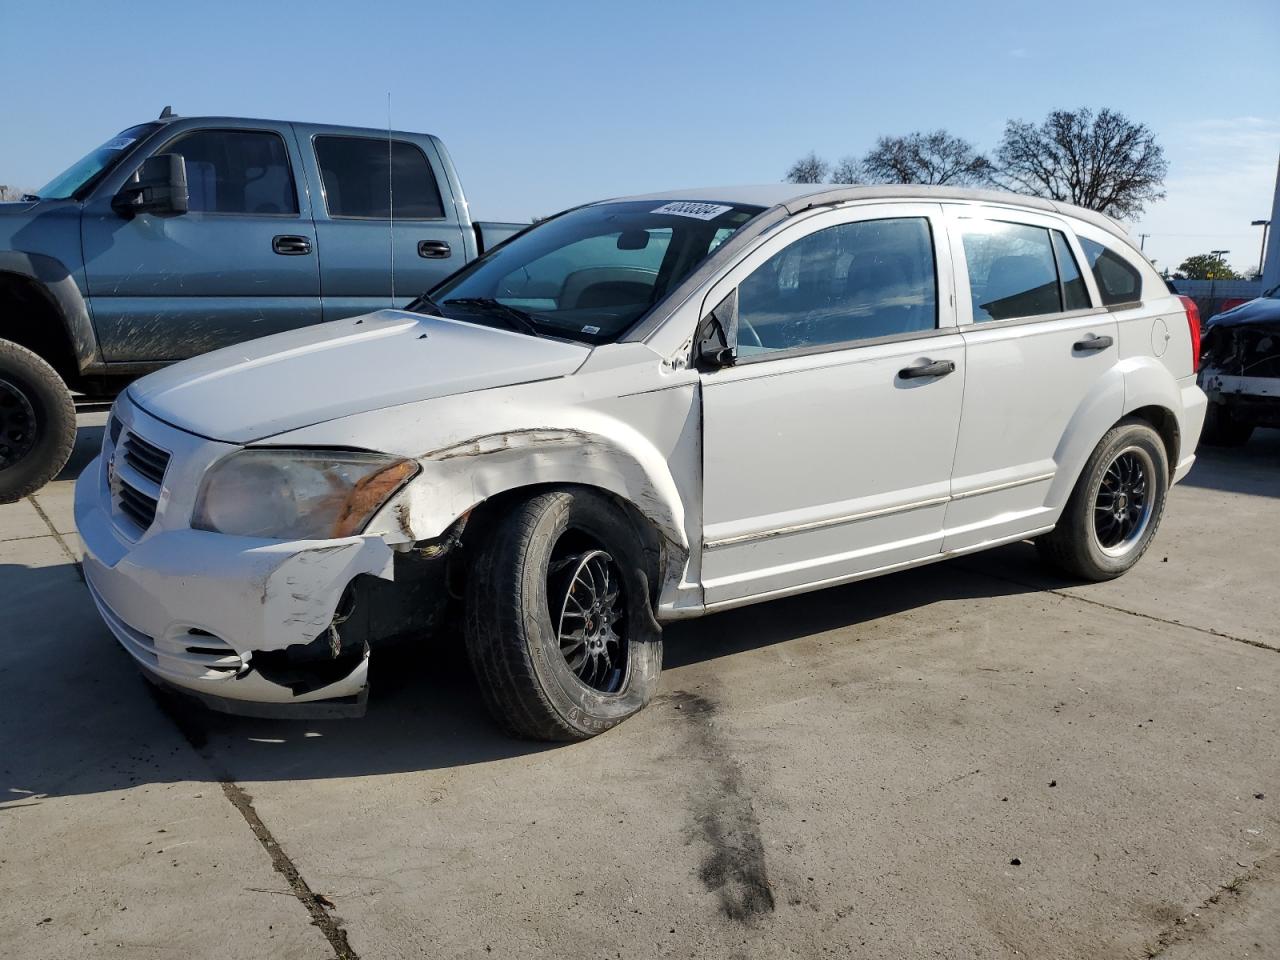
xmin=75 ymin=185 xmax=1206 ymax=739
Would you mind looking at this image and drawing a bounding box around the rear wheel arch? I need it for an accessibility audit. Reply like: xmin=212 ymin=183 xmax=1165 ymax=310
xmin=1125 ymin=404 xmax=1180 ymax=470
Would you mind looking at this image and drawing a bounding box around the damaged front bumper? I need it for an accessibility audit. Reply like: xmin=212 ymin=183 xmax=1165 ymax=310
xmin=75 ymin=455 xmax=395 ymax=717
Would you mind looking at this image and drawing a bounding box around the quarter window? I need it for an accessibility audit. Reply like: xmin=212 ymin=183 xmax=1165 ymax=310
xmin=1079 ymin=236 xmax=1143 ymax=306
xmin=737 ymin=217 xmax=937 ymax=355
xmin=315 ymin=136 xmax=444 ymax=219
xmin=162 ymin=130 xmax=298 ymax=215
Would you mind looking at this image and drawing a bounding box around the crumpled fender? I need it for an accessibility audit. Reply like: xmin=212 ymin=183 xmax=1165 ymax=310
xmin=366 ymin=406 xmax=692 ymax=593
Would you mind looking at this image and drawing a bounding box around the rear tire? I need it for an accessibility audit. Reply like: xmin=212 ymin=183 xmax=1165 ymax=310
xmin=1200 ymin=401 xmax=1254 ymax=447
xmin=0 ymin=340 xmax=77 ymax=503
xmin=1036 ymin=419 xmax=1169 ymax=582
xmin=464 ymin=489 xmax=663 ymax=741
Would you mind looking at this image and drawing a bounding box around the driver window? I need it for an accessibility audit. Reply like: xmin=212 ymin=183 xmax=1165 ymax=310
xmin=737 ymin=217 xmax=937 ymax=356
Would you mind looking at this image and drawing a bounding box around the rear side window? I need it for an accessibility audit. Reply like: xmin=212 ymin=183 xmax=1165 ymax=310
xmin=960 ymin=221 xmax=1061 ymax=321
xmin=314 ymin=136 xmax=444 ymax=219
xmin=163 ymin=129 xmax=298 ymax=215
xmin=737 ymin=216 xmax=937 ymax=354
xmin=1079 ymin=237 xmax=1143 ymax=306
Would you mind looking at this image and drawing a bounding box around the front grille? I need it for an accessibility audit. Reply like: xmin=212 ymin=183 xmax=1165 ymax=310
xmin=112 ymin=430 xmax=171 ymax=534
xmin=121 ymin=433 xmax=170 ymax=486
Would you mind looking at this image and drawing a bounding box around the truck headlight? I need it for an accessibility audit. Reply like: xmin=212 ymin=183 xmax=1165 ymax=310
xmin=192 ymin=449 xmax=418 ymax=540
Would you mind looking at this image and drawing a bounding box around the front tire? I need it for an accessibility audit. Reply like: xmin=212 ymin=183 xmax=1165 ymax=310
xmin=0 ymin=340 xmax=77 ymax=504
xmin=464 ymin=489 xmax=663 ymax=741
xmin=1036 ymin=419 xmax=1169 ymax=581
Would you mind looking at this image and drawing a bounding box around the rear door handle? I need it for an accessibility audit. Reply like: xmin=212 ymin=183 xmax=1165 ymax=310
xmin=898 ymin=358 xmax=955 ymax=380
xmin=418 ymin=240 xmax=452 ymax=259
xmin=1073 ymin=333 xmax=1113 ymax=352
xmin=272 ymin=235 xmax=312 ymax=255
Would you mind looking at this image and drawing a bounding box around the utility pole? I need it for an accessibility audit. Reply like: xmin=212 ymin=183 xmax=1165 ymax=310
xmin=1251 ymin=220 xmax=1271 ymax=279
xmin=1139 ymin=233 xmax=1150 ymax=251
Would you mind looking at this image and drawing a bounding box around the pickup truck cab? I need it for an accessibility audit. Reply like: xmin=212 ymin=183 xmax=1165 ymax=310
xmin=0 ymin=109 xmax=519 ymax=501
xmin=75 ymin=185 xmax=1206 ymax=740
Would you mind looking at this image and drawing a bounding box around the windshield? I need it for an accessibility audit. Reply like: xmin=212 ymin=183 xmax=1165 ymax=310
xmin=35 ymin=123 xmax=160 ymax=200
xmin=421 ymin=199 xmax=764 ymax=343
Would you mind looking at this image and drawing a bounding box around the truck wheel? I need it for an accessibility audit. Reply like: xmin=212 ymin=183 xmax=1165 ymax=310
xmin=1200 ymin=401 xmax=1254 ymax=447
xmin=465 ymin=489 xmax=663 ymax=741
xmin=1036 ymin=419 xmax=1169 ymax=582
xmin=0 ymin=340 xmax=77 ymax=504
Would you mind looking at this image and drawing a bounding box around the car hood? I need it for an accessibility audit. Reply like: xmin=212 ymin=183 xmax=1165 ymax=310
xmin=1204 ymin=296 xmax=1280 ymax=330
xmin=129 ymin=310 xmax=591 ymax=444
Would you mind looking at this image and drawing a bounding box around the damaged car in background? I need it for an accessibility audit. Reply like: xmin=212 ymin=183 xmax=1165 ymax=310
xmin=1198 ymin=284 xmax=1280 ymax=445
xmin=75 ymin=185 xmax=1205 ymax=740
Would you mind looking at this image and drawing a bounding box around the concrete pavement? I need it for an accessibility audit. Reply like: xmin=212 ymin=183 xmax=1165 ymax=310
xmin=2 ymin=414 xmax=1277 ymax=958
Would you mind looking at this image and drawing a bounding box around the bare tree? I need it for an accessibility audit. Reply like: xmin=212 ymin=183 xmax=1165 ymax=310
xmin=0 ymin=185 xmax=27 ymax=201
xmin=994 ymin=108 xmax=1167 ymax=218
xmin=784 ymin=151 xmax=829 ymax=184
xmin=860 ymin=131 xmax=993 ymax=186
xmin=830 ymin=156 xmax=862 ymax=185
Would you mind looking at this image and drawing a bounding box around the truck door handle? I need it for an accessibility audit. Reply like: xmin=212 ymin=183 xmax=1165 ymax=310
xmin=898 ymin=358 xmax=955 ymax=380
xmin=1073 ymin=333 xmax=1113 ymax=351
xmin=418 ymin=240 xmax=452 ymax=259
xmin=272 ymin=235 xmax=312 ymax=255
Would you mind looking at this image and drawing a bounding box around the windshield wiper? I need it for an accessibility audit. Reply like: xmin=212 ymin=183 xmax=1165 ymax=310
xmin=405 ymin=292 xmax=444 ymax=316
xmin=444 ymin=297 xmax=543 ymax=337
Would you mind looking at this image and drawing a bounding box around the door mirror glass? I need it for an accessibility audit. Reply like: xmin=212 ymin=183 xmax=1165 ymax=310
xmin=696 ymin=289 xmax=738 ymax=369
xmin=112 ymin=153 xmax=189 ymax=218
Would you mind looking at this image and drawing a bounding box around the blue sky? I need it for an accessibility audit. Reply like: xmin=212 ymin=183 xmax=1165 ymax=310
xmin=3 ymin=0 xmax=1278 ymax=274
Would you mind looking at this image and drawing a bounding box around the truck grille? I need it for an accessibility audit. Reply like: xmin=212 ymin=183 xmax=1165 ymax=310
xmin=112 ymin=431 xmax=171 ymax=534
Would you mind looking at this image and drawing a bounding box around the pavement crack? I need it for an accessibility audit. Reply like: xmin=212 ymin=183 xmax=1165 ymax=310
xmin=150 ymin=688 xmax=358 ymax=959
xmin=26 ymin=495 xmax=84 ymax=581
xmin=960 ymin=563 xmax=1279 ymax=655
xmin=220 ymin=781 xmax=359 ymax=959
xmin=1141 ymin=851 xmax=1278 ymax=957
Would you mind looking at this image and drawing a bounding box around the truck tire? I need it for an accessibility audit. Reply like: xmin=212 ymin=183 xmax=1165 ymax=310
xmin=464 ymin=488 xmax=663 ymax=741
xmin=0 ymin=340 xmax=77 ymax=503
xmin=1036 ymin=419 xmax=1169 ymax=582
xmin=1200 ymin=400 xmax=1254 ymax=447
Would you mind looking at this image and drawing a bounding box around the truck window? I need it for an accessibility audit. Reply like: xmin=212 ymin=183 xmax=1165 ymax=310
xmin=314 ymin=136 xmax=444 ymax=220
xmin=161 ymin=129 xmax=299 ymax=215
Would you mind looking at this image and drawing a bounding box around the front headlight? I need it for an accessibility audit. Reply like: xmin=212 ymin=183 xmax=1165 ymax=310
xmin=192 ymin=449 xmax=418 ymax=540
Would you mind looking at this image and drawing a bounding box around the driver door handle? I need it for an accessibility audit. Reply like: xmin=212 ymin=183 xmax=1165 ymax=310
xmin=898 ymin=358 xmax=955 ymax=380
xmin=272 ymin=235 xmax=312 ymax=255
xmin=418 ymin=240 xmax=452 ymax=259
xmin=1073 ymin=333 xmax=1113 ymax=351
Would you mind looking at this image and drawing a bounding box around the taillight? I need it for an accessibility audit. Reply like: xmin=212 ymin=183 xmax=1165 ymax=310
xmin=1178 ymin=295 xmax=1201 ymax=373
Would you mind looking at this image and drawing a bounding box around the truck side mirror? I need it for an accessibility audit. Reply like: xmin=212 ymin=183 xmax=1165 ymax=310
xmin=695 ymin=289 xmax=738 ymax=370
xmin=112 ymin=154 xmax=189 ymax=219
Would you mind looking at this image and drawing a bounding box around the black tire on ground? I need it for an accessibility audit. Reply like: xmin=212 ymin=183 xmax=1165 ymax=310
xmin=464 ymin=488 xmax=663 ymax=741
xmin=0 ymin=340 xmax=77 ymax=504
xmin=1200 ymin=400 xmax=1254 ymax=447
xmin=1036 ymin=419 xmax=1169 ymax=582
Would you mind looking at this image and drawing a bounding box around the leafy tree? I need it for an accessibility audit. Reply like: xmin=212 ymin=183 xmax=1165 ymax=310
xmin=860 ymin=130 xmax=993 ymax=186
xmin=994 ymin=108 xmax=1167 ymax=218
xmin=1176 ymin=254 xmax=1241 ymax=281
xmin=784 ymin=151 xmax=829 ymax=184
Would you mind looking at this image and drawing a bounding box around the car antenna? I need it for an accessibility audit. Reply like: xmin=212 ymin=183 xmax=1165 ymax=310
xmin=387 ymin=92 xmax=395 ymax=309
xmin=158 ymin=105 xmax=174 ymax=119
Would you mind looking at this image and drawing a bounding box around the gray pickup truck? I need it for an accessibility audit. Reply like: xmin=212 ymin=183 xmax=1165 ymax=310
xmin=0 ymin=109 xmax=521 ymax=500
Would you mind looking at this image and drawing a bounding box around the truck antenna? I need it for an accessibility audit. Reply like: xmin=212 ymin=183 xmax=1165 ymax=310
xmin=388 ymin=92 xmax=395 ymax=308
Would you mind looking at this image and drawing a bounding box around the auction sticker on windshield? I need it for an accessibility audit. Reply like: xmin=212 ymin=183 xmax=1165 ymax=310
xmin=650 ymin=201 xmax=734 ymax=220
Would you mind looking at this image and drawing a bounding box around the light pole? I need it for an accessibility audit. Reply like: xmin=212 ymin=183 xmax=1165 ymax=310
xmin=1252 ymin=220 xmax=1271 ymax=279
xmin=1210 ymin=250 xmax=1231 ymax=278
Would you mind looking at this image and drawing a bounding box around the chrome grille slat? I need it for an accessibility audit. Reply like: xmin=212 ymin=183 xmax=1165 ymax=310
xmin=112 ymin=429 xmax=171 ymax=535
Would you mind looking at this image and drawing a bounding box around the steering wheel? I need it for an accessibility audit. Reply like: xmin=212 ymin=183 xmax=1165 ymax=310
xmin=737 ymin=313 xmax=763 ymax=350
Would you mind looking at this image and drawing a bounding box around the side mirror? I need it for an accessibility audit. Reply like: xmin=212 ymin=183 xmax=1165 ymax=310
xmin=695 ymin=289 xmax=738 ymax=370
xmin=112 ymin=153 xmax=189 ymax=218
